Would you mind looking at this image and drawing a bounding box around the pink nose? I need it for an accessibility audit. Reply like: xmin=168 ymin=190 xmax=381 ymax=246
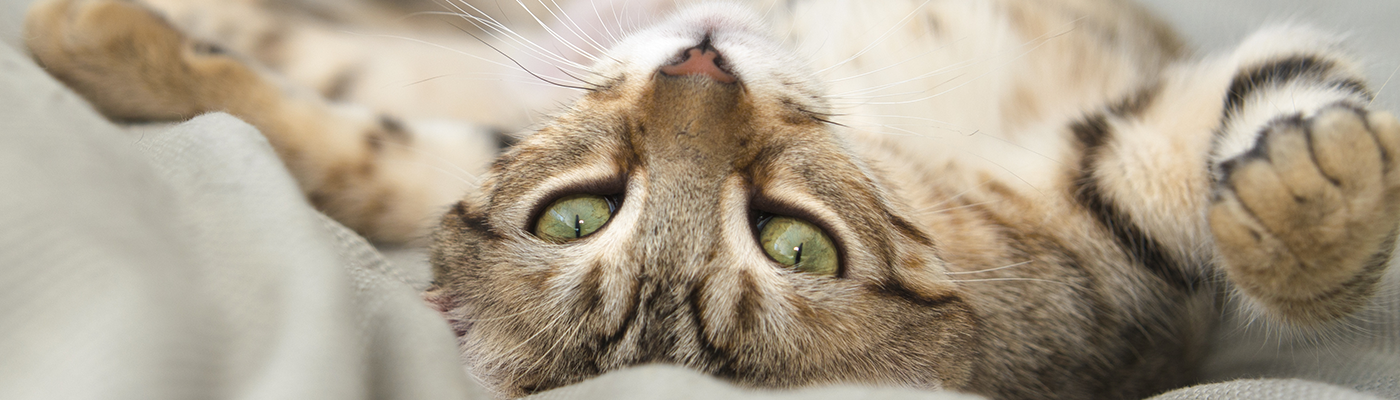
xmin=659 ymin=46 xmax=737 ymax=83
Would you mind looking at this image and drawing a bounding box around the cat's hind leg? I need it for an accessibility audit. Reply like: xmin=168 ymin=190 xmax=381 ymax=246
xmin=24 ymin=0 xmax=498 ymax=244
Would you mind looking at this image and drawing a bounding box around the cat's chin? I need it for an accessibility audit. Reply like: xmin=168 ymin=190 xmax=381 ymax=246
xmin=588 ymin=3 xmax=822 ymax=102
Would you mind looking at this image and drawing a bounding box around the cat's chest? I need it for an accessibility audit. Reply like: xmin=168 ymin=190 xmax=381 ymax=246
xmin=774 ymin=0 xmax=1160 ymax=193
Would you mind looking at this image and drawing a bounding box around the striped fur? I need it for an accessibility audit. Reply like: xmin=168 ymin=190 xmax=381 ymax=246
xmin=23 ymin=0 xmax=1400 ymax=398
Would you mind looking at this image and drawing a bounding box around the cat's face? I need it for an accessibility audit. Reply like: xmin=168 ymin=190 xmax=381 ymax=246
xmin=428 ymin=5 xmax=976 ymax=396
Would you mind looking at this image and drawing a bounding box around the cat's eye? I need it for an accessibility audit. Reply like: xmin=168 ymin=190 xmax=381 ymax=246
xmin=756 ymin=213 xmax=839 ymax=276
xmin=535 ymin=194 xmax=616 ymax=243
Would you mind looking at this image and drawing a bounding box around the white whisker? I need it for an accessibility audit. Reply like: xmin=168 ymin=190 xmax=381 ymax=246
xmin=948 ymin=277 xmax=1083 ymax=289
xmin=456 ymin=299 xmax=558 ymax=323
xmin=523 ymin=308 xmax=588 ymax=378
xmin=388 ymin=72 xmax=592 ymax=89
xmin=918 ymin=180 xmax=994 ymax=212
xmin=946 ymin=261 xmax=1033 ymax=275
xmin=340 ymin=30 xmax=518 ymax=73
xmin=826 ymin=72 xmax=967 ymax=105
xmin=461 ymin=16 xmax=592 ymax=72
xmin=370 ymin=132 xmax=488 ymax=184
xmin=825 ymin=38 xmax=967 ymax=84
xmin=490 ymin=304 xmax=570 ymax=371
xmin=548 ymin=0 xmax=613 ymax=54
xmin=814 ymin=0 xmax=933 ymax=75
xmin=1370 ymin=63 xmax=1399 ymax=107
xmin=588 ymin=0 xmax=621 ymax=45
xmin=917 ymin=200 xmax=995 ymax=216
xmin=840 ymin=121 xmax=970 ymax=136
xmin=972 ymin=130 xmax=1070 ymax=169
xmin=342 ymin=13 xmax=594 ymax=90
xmin=515 ymin=0 xmax=601 ymax=62
xmin=387 ymin=158 xmax=481 ymax=188
xmin=968 ymin=151 xmax=1046 ymax=197
xmin=441 ymin=0 xmax=593 ymax=70
xmin=842 ymin=113 xmax=976 ymax=131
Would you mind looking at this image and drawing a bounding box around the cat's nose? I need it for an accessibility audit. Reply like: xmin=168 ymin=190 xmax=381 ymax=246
xmin=658 ymin=44 xmax=737 ymax=83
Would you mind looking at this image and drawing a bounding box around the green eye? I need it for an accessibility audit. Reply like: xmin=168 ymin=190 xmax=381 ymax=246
xmin=756 ymin=213 xmax=839 ymax=276
xmin=535 ymin=194 xmax=616 ymax=243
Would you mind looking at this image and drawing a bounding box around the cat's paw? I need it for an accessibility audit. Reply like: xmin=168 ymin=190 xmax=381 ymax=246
xmin=1210 ymin=105 xmax=1400 ymax=323
xmin=24 ymin=0 xmax=248 ymax=121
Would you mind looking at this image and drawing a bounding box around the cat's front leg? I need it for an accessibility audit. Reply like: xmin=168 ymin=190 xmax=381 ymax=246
xmin=1208 ymin=44 xmax=1400 ymax=324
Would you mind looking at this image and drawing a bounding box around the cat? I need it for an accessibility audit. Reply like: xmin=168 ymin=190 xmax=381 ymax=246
xmin=23 ymin=0 xmax=1400 ymax=398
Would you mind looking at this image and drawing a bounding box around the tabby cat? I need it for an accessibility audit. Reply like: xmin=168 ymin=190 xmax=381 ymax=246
xmin=23 ymin=0 xmax=1400 ymax=398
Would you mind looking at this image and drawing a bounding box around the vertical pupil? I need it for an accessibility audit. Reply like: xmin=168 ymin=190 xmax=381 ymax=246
xmin=794 ymin=242 xmax=804 ymax=264
xmin=574 ymin=215 xmax=582 ymax=238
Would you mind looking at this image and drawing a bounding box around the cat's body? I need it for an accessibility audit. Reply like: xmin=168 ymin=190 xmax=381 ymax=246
xmin=23 ymin=0 xmax=1400 ymax=399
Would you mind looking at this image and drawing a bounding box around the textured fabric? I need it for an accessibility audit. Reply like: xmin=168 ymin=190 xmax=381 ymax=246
xmin=1144 ymin=269 xmax=1400 ymax=400
xmin=527 ymin=365 xmax=984 ymax=400
xmin=1186 ymin=267 xmax=1400 ymax=398
xmin=1152 ymin=379 xmax=1385 ymax=400
xmin=0 ymin=42 xmax=484 ymax=400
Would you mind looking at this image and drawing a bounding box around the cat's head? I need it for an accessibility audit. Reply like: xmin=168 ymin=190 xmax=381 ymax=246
xmin=427 ymin=4 xmax=977 ymax=396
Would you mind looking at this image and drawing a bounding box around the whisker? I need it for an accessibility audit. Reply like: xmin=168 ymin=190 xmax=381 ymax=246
xmin=588 ymin=0 xmax=621 ymax=45
xmin=446 ymin=22 xmax=600 ymax=91
xmin=456 ymin=300 xmax=558 ymax=323
xmin=546 ymin=0 xmax=612 ymax=55
xmin=492 ymin=0 xmax=516 ymax=27
xmin=514 ymin=0 xmax=601 ymax=62
xmin=554 ymin=66 xmax=606 ymax=88
xmin=918 ymin=180 xmax=994 ymax=212
xmin=917 ymin=200 xmax=995 ymax=216
xmin=339 ymin=30 xmax=519 ymax=73
xmin=839 ymin=121 xmax=969 ymax=136
xmin=968 ymin=151 xmax=1046 ymax=197
xmin=1370 ymin=63 xmax=1399 ymax=107
xmin=441 ymin=0 xmax=593 ymax=70
xmin=384 ymin=157 xmax=482 ymax=188
xmin=969 ymin=130 xmax=1072 ymax=169
xmin=840 ymin=113 xmax=976 ymax=131
xmin=490 ymin=303 xmax=570 ymax=371
xmin=396 ymin=10 xmax=469 ymax=23
xmin=828 ymin=88 xmax=934 ymax=101
xmin=825 ymin=38 xmax=967 ymax=84
xmin=760 ymin=0 xmax=782 ymax=21
xmin=356 ymin=6 xmax=592 ymax=75
xmin=397 ymin=73 xmax=454 ymax=87
xmin=814 ymin=0 xmax=934 ymax=75
xmin=524 ymin=308 xmax=588 ymax=378
xmin=826 ymin=72 xmax=968 ymax=105
xmin=946 ymin=261 xmax=1033 ymax=275
xmin=388 ymin=72 xmax=587 ymax=89
xmin=947 ymin=277 xmax=1083 ymax=289
xmin=367 ymin=128 xmax=494 ymax=185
